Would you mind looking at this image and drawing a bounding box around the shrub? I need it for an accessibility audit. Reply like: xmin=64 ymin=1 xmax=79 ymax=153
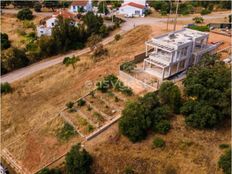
xmin=86 ymin=124 xmax=94 ymax=132
xmin=92 ymin=44 xmax=108 ymax=58
xmin=165 ymin=165 xmax=177 ymax=174
xmin=121 ymin=86 xmax=133 ymax=96
xmin=124 ymin=166 xmax=135 ymax=174
xmin=77 ymin=99 xmax=86 ymax=106
xmin=1 ymin=33 xmax=11 ymax=50
xmin=87 ymin=34 xmax=102 ymax=51
xmin=120 ymin=62 xmax=136 ymax=73
xmin=63 ymin=56 xmax=80 ymax=69
xmin=219 ymin=144 xmax=230 ymax=149
xmin=17 ymin=8 xmax=33 ymax=20
xmin=34 ymin=2 xmax=42 ymax=12
xmin=57 ymin=123 xmax=76 ymax=141
xmin=38 ymin=167 xmax=61 ymax=174
xmin=188 ymin=25 xmax=209 ymax=32
xmin=201 ymin=9 xmax=211 ymax=15
xmin=114 ymin=34 xmax=121 ymax=41
xmin=193 ymin=16 xmax=204 ymax=24
xmin=153 ymin=137 xmax=165 ymax=148
xmin=218 ymin=149 xmax=231 ymax=174
xmin=65 ymin=144 xmax=92 ymax=174
xmin=153 ymin=120 xmax=171 ymax=134
xmin=66 ymin=102 xmax=74 ymax=109
xmin=1 ymin=82 xmax=12 ymax=94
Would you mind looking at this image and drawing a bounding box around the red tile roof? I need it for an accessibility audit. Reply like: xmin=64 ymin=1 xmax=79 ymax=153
xmin=71 ymin=1 xmax=88 ymax=6
xmin=122 ymin=2 xmax=145 ymax=9
xmin=53 ymin=10 xmax=75 ymax=19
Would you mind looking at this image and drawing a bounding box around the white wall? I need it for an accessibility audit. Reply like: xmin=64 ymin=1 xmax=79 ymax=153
xmin=46 ymin=17 xmax=57 ymax=28
xmin=119 ymin=5 xmax=143 ymax=16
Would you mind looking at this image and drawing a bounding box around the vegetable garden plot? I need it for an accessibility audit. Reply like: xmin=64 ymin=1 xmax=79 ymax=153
xmin=64 ymin=111 xmax=95 ymax=136
xmin=85 ymin=93 xmax=118 ymax=117
xmin=76 ymin=102 xmax=106 ymax=128
xmin=5 ymin=116 xmax=82 ymax=173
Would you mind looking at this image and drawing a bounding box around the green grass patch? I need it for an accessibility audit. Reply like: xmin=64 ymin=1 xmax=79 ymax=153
xmin=153 ymin=137 xmax=165 ymax=148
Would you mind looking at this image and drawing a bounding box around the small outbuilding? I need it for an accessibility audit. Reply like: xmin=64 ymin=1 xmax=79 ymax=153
xmin=119 ymin=2 xmax=145 ymax=17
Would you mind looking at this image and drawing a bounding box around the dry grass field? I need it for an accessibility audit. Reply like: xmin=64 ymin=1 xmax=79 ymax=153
xmin=85 ymin=116 xmax=230 ymax=174
xmin=1 ymin=25 xmax=152 ymax=172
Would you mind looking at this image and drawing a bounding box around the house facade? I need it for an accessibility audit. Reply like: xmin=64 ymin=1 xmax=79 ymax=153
xmin=119 ymin=1 xmax=146 ymax=17
xmin=37 ymin=10 xmax=79 ymax=37
xmin=69 ymin=0 xmax=92 ymax=13
xmin=143 ymin=28 xmax=218 ymax=80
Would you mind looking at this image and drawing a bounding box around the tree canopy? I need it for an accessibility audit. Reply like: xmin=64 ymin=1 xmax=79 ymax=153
xmin=65 ymin=144 xmax=92 ymax=174
xmin=218 ymin=149 xmax=231 ymax=174
xmin=1 ymin=33 xmax=11 ymax=50
xmin=17 ymin=8 xmax=33 ymax=20
xmin=181 ymin=54 xmax=231 ymax=129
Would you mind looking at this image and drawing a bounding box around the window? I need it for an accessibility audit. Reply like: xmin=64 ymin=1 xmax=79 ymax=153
xmin=52 ymin=23 xmax=54 ymax=26
xmin=135 ymin=10 xmax=140 ymax=15
xmin=40 ymin=31 xmax=43 ymax=33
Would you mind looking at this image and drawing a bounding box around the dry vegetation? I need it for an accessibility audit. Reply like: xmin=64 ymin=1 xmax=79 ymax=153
xmin=85 ymin=116 xmax=230 ymax=174
xmin=1 ymin=25 xmax=152 ymax=172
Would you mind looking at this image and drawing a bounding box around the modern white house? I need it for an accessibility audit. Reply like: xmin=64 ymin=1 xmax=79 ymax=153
xmin=143 ymin=28 xmax=218 ymax=80
xmin=37 ymin=10 xmax=79 ymax=37
xmin=69 ymin=0 xmax=92 ymax=13
xmin=119 ymin=0 xmax=146 ymax=17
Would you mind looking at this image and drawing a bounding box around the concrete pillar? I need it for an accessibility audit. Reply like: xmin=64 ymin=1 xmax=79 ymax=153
xmin=168 ymin=66 xmax=172 ymax=76
xmin=145 ymin=44 xmax=148 ymax=57
xmin=162 ymin=67 xmax=165 ymax=80
xmin=177 ymin=61 xmax=180 ymax=73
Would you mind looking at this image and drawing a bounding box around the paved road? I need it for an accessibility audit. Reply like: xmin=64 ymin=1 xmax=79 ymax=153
xmin=1 ymin=11 xmax=230 ymax=83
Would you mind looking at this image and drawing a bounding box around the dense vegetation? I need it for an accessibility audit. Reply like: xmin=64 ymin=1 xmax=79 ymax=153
xmin=1 ymin=82 xmax=12 ymax=94
xmin=218 ymin=149 xmax=231 ymax=174
xmin=119 ymin=82 xmax=181 ymax=142
xmin=65 ymin=144 xmax=92 ymax=174
xmin=1 ymin=33 xmax=11 ymax=50
xmin=17 ymin=8 xmax=33 ymax=20
xmin=181 ymin=54 xmax=231 ymax=129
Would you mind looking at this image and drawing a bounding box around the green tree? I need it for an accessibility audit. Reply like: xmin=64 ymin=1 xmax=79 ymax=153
xmin=34 ymin=2 xmax=42 ymax=12
xmin=43 ymin=0 xmax=60 ymax=12
xmin=120 ymin=62 xmax=136 ymax=73
xmin=218 ymin=149 xmax=231 ymax=174
xmin=119 ymin=101 xmax=147 ymax=142
xmin=159 ymin=81 xmax=182 ymax=114
xmin=1 ymin=47 xmax=29 ymax=73
xmin=1 ymin=33 xmax=11 ymax=50
xmin=83 ymin=12 xmax=104 ymax=36
xmin=38 ymin=168 xmax=61 ymax=174
xmin=65 ymin=144 xmax=92 ymax=174
xmin=98 ymin=1 xmax=109 ymax=14
xmin=17 ymin=8 xmax=33 ymax=20
xmin=1 ymin=82 xmax=12 ymax=94
xmin=193 ymin=16 xmax=204 ymax=24
xmin=63 ymin=56 xmax=80 ymax=69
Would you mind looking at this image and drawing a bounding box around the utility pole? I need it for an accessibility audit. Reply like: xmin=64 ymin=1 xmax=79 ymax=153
xmin=166 ymin=0 xmax=172 ymax=31
xmin=173 ymin=0 xmax=179 ymax=31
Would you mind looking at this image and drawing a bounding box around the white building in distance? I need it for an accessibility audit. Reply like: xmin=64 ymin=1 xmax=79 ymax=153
xmin=69 ymin=0 xmax=92 ymax=13
xmin=119 ymin=0 xmax=146 ymax=17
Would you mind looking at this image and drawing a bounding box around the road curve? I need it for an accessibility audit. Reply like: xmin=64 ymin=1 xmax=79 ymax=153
xmin=1 ymin=11 xmax=230 ymax=83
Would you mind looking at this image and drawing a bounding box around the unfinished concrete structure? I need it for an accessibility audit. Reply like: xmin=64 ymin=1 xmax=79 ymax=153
xmin=144 ymin=28 xmax=218 ymax=80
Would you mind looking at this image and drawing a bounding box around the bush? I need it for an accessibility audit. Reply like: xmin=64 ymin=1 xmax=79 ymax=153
xmin=65 ymin=143 xmax=92 ymax=174
xmin=38 ymin=167 xmax=61 ymax=174
xmin=120 ymin=62 xmax=136 ymax=73
xmin=188 ymin=25 xmax=210 ymax=32
xmin=218 ymin=149 xmax=231 ymax=174
xmin=193 ymin=16 xmax=204 ymax=24
xmin=66 ymin=102 xmax=74 ymax=109
xmin=114 ymin=34 xmax=121 ymax=41
xmin=219 ymin=144 xmax=230 ymax=149
xmin=77 ymin=99 xmax=86 ymax=106
xmin=92 ymin=44 xmax=108 ymax=58
xmin=63 ymin=56 xmax=80 ymax=69
xmin=1 ymin=33 xmax=11 ymax=50
xmin=17 ymin=8 xmax=33 ymax=20
xmin=153 ymin=120 xmax=171 ymax=134
xmin=153 ymin=137 xmax=165 ymax=148
xmin=124 ymin=166 xmax=135 ymax=174
xmin=1 ymin=82 xmax=12 ymax=94
xmin=201 ymin=9 xmax=211 ymax=15
xmin=57 ymin=123 xmax=76 ymax=141
xmin=34 ymin=2 xmax=42 ymax=12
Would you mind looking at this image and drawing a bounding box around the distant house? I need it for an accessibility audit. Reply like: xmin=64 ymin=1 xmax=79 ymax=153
xmin=69 ymin=0 xmax=92 ymax=13
xmin=37 ymin=10 xmax=79 ymax=37
xmin=119 ymin=0 xmax=146 ymax=17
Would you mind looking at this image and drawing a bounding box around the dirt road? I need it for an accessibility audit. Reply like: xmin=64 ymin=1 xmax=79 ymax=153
xmin=1 ymin=11 xmax=230 ymax=83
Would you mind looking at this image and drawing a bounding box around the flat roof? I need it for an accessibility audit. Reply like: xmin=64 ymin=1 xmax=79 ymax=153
xmin=148 ymin=28 xmax=209 ymax=50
